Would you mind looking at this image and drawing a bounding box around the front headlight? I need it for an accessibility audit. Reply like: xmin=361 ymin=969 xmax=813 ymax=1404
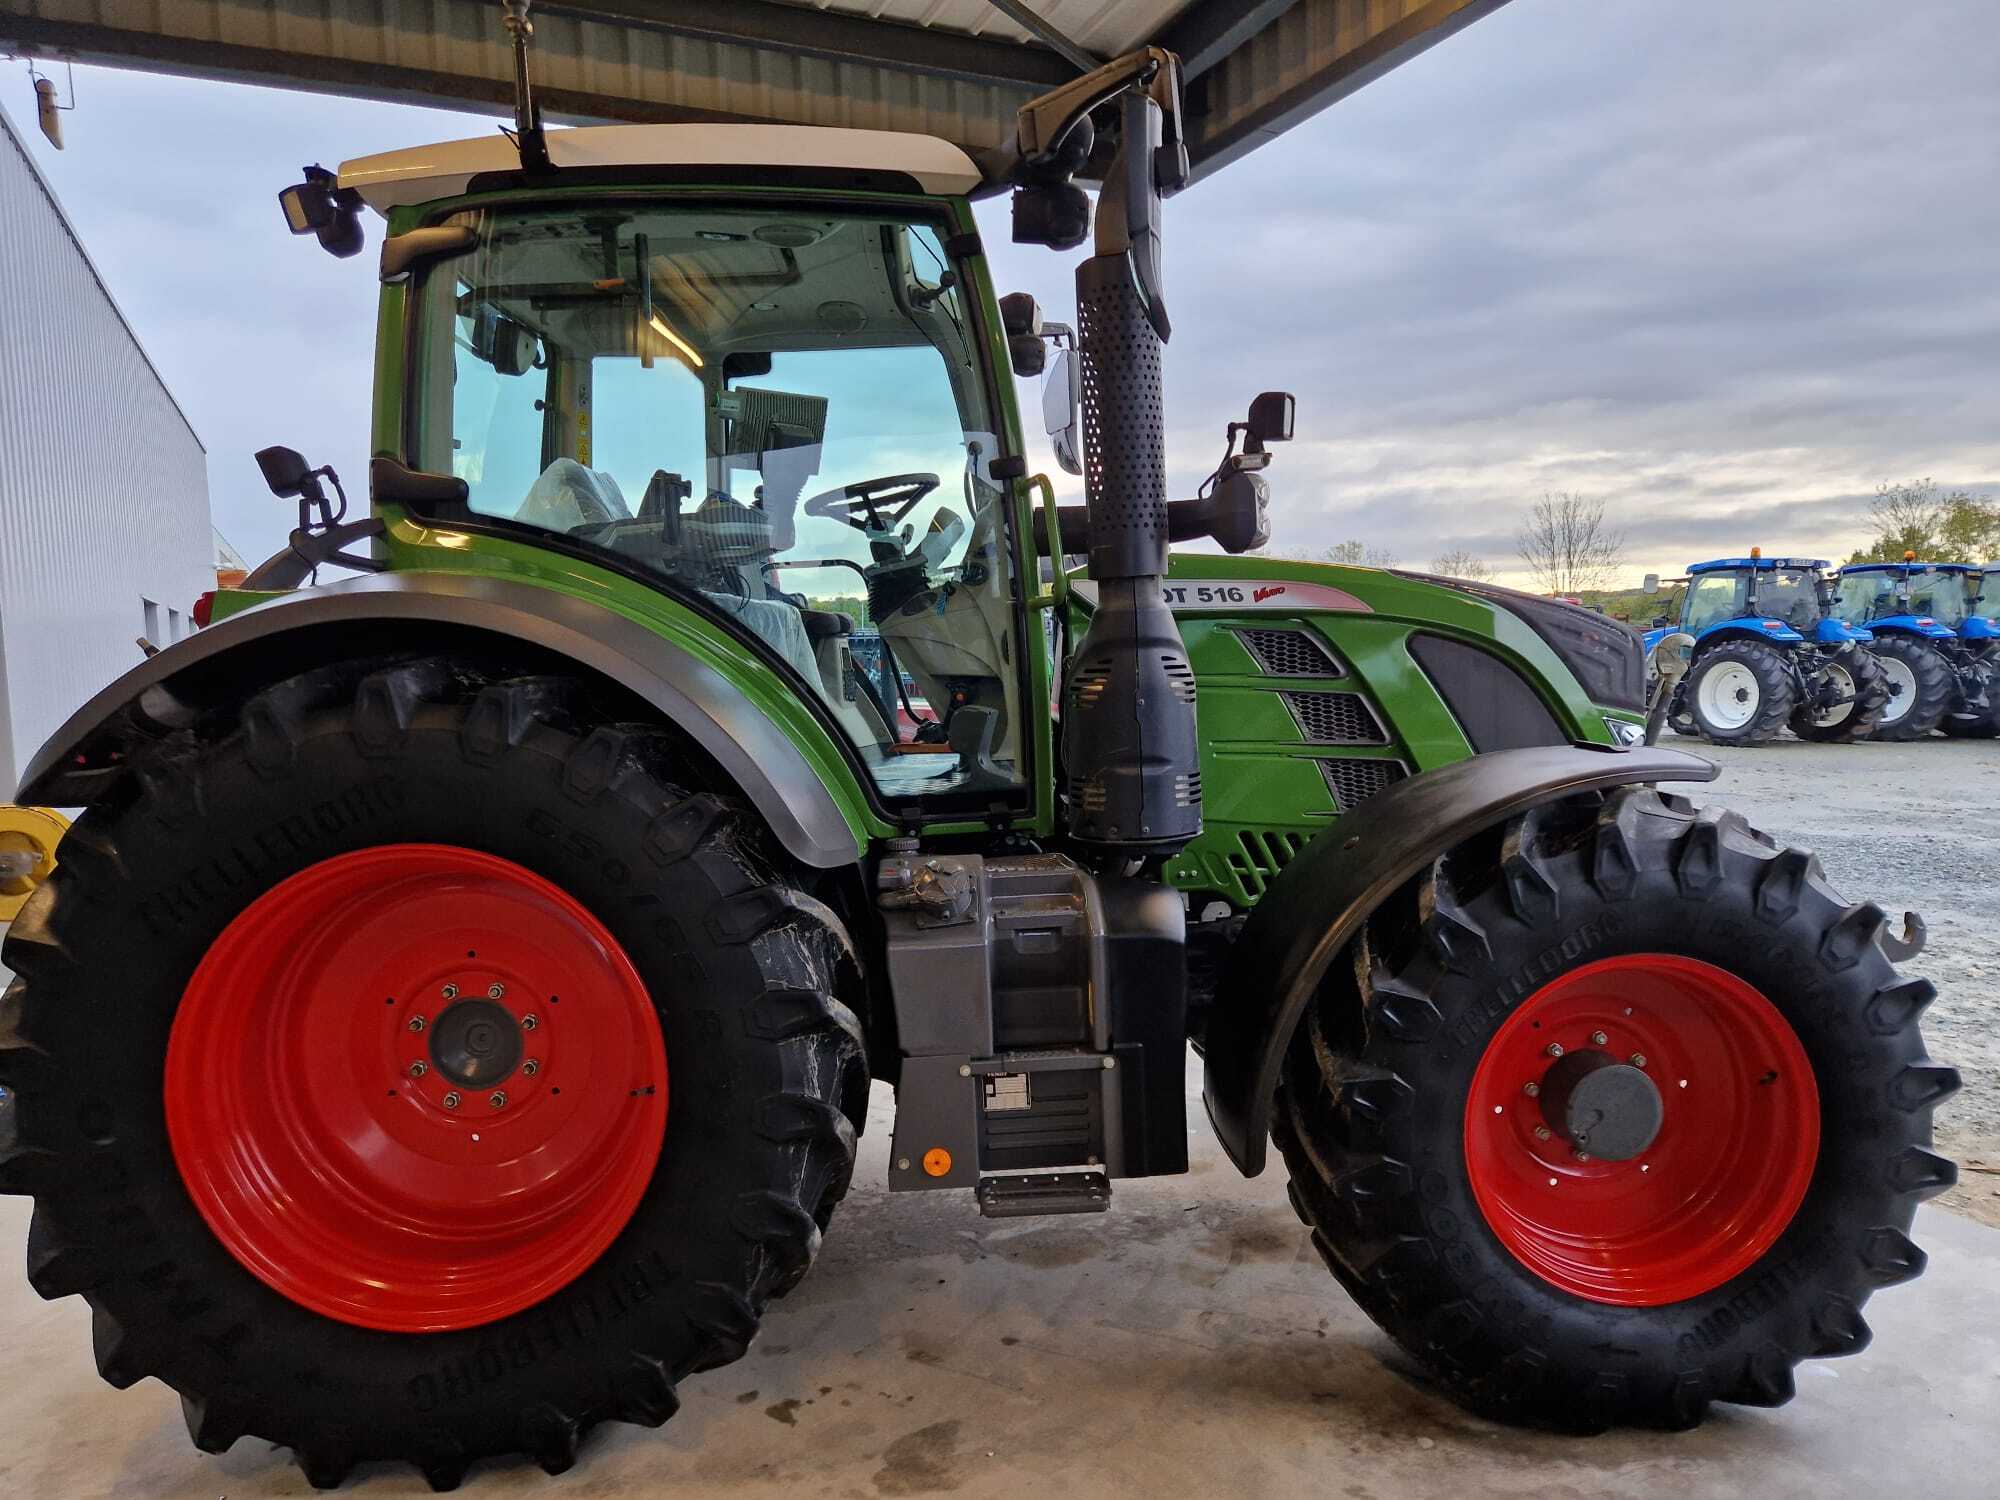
xmin=1603 ymin=715 xmax=1646 ymax=747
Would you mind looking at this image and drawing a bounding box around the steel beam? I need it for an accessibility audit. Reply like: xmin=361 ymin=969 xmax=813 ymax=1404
xmin=1185 ymin=0 xmax=1514 ymax=175
xmin=1156 ymin=0 xmax=1299 ymax=80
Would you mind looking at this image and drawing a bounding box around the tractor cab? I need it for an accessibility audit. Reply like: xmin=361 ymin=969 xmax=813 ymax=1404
xmin=1670 ymin=554 xmax=1867 ymax=647
xmin=1957 ymin=563 xmax=2000 ymax=645
xmin=1830 ymin=561 xmax=1970 ymax=639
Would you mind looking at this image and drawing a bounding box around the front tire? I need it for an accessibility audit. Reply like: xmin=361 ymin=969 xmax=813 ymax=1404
xmin=1790 ymin=645 xmax=1889 ymax=742
xmin=1683 ymin=641 xmax=1794 ymax=744
xmin=0 ymin=656 xmax=868 ymax=1489
xmin=1272 ymin=787 xmax=1957 ymax=1430
xmin=1868 ymin=636 xmax=1953 ymax=740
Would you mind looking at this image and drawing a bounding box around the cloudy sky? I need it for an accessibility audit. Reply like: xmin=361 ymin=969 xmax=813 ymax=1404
xmin=11 ymin=0 xmax=1998 ymax=586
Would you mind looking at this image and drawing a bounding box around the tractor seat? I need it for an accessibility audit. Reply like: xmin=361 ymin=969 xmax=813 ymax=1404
xmin=801 ymin=609 xmax=854 ymax=642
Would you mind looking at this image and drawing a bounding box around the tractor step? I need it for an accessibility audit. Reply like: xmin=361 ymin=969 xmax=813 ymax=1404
xmin=975 ymin=1171 xmax=1112 ymax=1218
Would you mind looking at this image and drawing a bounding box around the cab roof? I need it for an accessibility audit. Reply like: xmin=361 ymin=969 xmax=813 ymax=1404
xmin=1687 ymin=557 xmax=1828 ymax=573
xmin=337 ymin=124 xmax=985 ymax=213
xmin=1839 ymin=561 xmax=1973 ymax=575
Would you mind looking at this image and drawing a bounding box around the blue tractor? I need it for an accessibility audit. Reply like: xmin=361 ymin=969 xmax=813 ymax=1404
xmin=1831 ymin=560 xmax=1999 ymax=739
xmin=1645 ymin=554 xmax=1887 ymax=744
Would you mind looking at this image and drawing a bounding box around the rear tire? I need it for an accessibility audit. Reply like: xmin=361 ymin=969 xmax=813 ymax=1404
xmin=1790 ymin=645 xmax=1889 ymax=742
xmin=1683 ymin=640 xmax=1793 ymax=744
xmin=0 ymin=656 xmax=868 ymax=1489
xmin=1272 ymin=787 xmax=1957 ymax=1430
xmin=1868 ymin=636 xmax=1952 ymax=740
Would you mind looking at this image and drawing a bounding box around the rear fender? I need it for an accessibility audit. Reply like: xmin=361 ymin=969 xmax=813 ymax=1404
xmin=1694 ymin=620 xmax=1803 ymax=648
xmin=1201 ymin=743 xmax=1719 ymax=1176
xmin=16 ymin=572 xmax=862 ymax=870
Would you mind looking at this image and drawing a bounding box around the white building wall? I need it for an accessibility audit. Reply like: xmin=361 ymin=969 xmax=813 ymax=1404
xmin=0 ymin=102 xmax=212 ymax=794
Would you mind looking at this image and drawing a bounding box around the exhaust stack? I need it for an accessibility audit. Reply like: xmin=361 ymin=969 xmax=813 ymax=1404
xmin=1060 ymin=82 xmax=1200 ymax=854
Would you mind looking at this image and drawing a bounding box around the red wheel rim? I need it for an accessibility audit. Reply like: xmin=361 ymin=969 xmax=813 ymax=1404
xmin=166 ymin=844 xmax=667 ymax=1332
xmin=1463 ymin=954 xmax=1818 ymax=1306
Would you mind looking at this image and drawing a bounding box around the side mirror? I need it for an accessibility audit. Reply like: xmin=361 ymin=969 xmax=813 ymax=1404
xmin=1651 ymin=615 xmax=1670 ymax=629
xmin=998 ymin=292 xmax=1042 ymax=337
xmin=722 ymin=352 xmax=774 ymax=385
xmin=255 ymin=445 xmax=314 ymax=499
xmin=1246 ymin=391 xmax=1295 ymax=445
xmin=1042 ymin=347 xmax=1082 ymax=477
xmin=278 ymin=166 xmax=364 ymax=259
xmin=469 ymin=307 xmax=537 ymax=376
xmin=1000 ymin=293 xmax=1048 ymax=377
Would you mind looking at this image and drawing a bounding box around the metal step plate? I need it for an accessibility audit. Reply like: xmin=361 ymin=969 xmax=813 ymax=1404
xmin=974 ymin=1171 xmax=1112 ymax=1218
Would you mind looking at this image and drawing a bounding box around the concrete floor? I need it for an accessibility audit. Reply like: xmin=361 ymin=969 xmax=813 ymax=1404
xmin=0 ymin=1072 xmax=1994 ymax=1499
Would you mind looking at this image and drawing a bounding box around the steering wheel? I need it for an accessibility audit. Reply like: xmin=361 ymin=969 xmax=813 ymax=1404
xmin=803 ymin=473 xmax=940 ymax=534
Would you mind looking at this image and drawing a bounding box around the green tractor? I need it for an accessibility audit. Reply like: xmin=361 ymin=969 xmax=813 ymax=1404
xmin=0 ymin=22 xmax=1958 ymax=1491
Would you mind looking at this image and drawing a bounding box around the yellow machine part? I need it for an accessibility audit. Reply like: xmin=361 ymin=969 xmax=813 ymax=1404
xmin=0 ymin=806 xmax=70 ymax=922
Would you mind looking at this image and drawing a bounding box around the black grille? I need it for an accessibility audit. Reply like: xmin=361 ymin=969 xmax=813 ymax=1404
xmin=1281 ymin=691 xmax=1386 ymax=744
xmin=1227 ymin=828 xmax=1310 ymax=898
xmin=1238 ymin=628 xmax=1343 ymax=677
xmin=1320 ymin=758 xmax=1406 ymax=812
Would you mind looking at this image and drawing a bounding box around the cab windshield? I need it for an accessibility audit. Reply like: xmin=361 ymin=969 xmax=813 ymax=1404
xmin=1832 ymin=569 xmax=1966 ymax=627
xmin=1907 ymin=569 xmax=1968 ymax=626
xmin=1974 ymin=570 xmax=2000 ymax=618
xmin=413 ymin=203 xmax=1025 ymax=802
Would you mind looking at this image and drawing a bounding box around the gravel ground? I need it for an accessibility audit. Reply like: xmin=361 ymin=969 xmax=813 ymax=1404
xmin=1677 ymin=735 xmax=2000 ymax=1226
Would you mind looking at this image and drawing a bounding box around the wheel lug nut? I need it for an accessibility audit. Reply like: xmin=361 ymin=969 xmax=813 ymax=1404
xmin=522 ymin=1015 xmax=539 ymax=1032
xmin=1546 ymin=1043 xmax=1564 ymax=1058
xmin=442 ymin=1091 xmax=461 ymax=1110
xmin=523 ymin=1059 xmax=540 ymax=1076
xmin=1590 ymin=1031 xmax=1608 ymax=1047
xmin=408 ymin=1015 xmax=426 ymax=1033
xmin=407 ymin=1061 xmax=428 ymax=1078
xmin=1534 ymin=1125 xmax=1552 ymax=1141
xmin=489 ymin=1091 xmax=508 ymax=1109
xmin=1574 ymin=1149 xmax=1591 ymax=1162
xmin=1522 ymin=1081 xmax=1541 ymax=1097
xmin=1629 ymin=1053 xmax=1647 ymax=1068
xmin=441 ymin=983 xmax=458 ymax=1000
xmin=488 ymin=983 xmax=506 ymax=999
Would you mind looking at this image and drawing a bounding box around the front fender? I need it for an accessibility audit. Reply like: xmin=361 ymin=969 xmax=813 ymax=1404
xmin=1201 ymin=743 xmax=1718 ymax=1176
xmin=17 ymin=572 xmax=863 ymax=870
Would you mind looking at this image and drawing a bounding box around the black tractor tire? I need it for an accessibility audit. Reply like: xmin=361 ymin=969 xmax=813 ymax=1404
xmin=1941 ymin=655 xmax=2000 ymax=739
xmin=0 ymin=655 xmax=869 ymax=1490
xmin=1790 ymin=645 xmax=1890 ymax=742
xmin=1664 ymin=681 xmax=1698 ymax=738
xmin=1868 ymin=636 xmax=1953 ymax=740
xmin=1272 ymin=786 xmax=1957 ymax=1432
xmin=1680 ymin=640 xmax=1794 ymax=745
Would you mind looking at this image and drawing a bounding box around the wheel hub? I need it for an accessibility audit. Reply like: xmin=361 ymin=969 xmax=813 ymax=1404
xmin=1463 ymin=953 xmax=1819 ymax=1306
xmin=1537 ymin=1050 xmax=1662 ymax=1161
xmin=166 ymin=844 xmax=668 ymax=1333
xmin=428 ymin=998 xmax=523 ymax=1087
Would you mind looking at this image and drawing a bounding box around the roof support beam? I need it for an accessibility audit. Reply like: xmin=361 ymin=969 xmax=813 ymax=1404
xmin=1156 ymin=0 xmax=1300 ymax=80
xmin=979 ymin=0 xmax=1100 ymax=72
xmin=1185 ymin=0 xmax=1512 ymax=176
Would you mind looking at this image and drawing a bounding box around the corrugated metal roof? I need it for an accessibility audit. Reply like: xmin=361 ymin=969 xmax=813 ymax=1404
xmin=804 ymin=0 xmax=1189 ymax=55
xmin=1 ymin=0 xmax=1512 ymax=173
